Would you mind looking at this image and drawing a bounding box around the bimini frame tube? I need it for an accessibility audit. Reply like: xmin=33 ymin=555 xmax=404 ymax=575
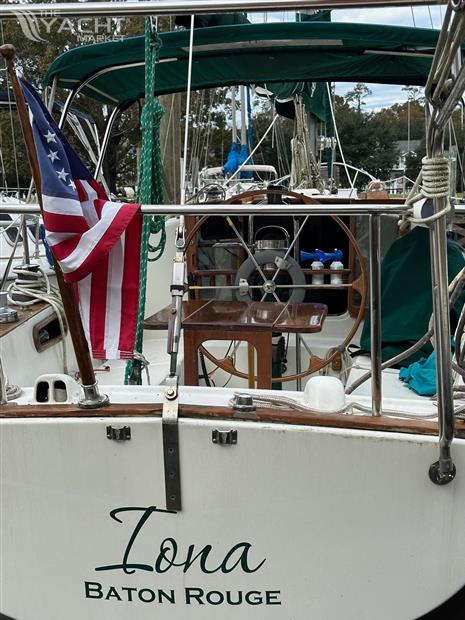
xmin=94 ymin=105 xmax=122 ymax=180
xmin=57 ymin=63 xmax=140 ymax=129
xmin=58 ymin=89 xmax=77 ymax=130
xmin=0 ymin=0 xmax=449 ymax=20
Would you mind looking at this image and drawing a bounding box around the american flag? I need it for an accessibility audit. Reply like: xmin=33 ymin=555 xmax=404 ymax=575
xmin=21 ymin=79 xmax=142 ymax=360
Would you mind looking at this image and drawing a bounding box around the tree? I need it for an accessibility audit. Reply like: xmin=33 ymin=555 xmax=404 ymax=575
xmin=345 ymin=83 xmax=373 ymax=113
xmin=334 ymin=94 xmax=397 ymax=187
xmin=405 ymin=147 xmax=423 ymax=182
xmin=0 ymin=107 xmax=29 ymax=190
xmin=375 ymin=99 xmax=425 ymax=142
xmin=0 ymin=4 xmax=145 ymax=194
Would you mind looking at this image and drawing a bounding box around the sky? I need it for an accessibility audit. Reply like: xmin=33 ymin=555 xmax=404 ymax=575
xmin=252 ymin=5 xmax=445 ymax=110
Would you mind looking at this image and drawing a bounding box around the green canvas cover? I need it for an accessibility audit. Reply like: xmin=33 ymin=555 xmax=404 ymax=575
xmin=44 ymin=22 xmax=452 ymax=109
xmin=360 ymin=227 xmax=465 ymax=366
xmin=265 ymin=81 xmax=330 ymax=123
xmin=293 ymin=11 xmax=332 ymax=139
xmin=259 ymin=9 xmax=331 ymax=122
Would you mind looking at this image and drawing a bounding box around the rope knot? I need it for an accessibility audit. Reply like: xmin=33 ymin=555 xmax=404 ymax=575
xmin=151 ymin=32 xmax=163 ymax=52
xmin=153 ymin=98 xmax=164 ymax=121
xmin=149 ymin=215 xmax=164 ymax=235
xmin=420 ymin=155 xmax=450 ymax=199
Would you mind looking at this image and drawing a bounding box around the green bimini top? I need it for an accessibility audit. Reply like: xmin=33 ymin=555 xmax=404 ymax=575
xmin=44 ymin=21 xmax=449 ymax=114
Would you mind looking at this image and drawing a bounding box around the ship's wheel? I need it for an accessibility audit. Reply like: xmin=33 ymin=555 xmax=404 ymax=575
xmin=185 ymin=189 xmax=367 ymax=383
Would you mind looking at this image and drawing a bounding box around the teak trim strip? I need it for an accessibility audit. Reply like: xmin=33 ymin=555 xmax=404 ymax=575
xmin=2 ymin=402 xmax=464 ymax=438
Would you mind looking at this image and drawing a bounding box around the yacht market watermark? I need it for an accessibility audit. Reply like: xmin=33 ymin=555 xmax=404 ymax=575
xmin=15 ymin=9 xmax=126 ymax=44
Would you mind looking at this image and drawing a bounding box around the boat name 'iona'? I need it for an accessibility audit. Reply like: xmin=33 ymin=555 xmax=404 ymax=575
xmin=95 ymin=506 xmax=267 ymax=575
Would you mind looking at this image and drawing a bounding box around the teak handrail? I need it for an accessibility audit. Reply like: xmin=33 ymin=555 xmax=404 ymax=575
xmin=1 ymin=401 xmax=463 ymax=441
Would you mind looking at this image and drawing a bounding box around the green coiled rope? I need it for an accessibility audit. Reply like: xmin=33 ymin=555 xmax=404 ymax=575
xmin=125 ymin=18 xmax=166 ymax=385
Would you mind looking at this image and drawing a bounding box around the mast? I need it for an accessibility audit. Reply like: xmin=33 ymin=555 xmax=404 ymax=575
xmin=238 ymin=84 xmax=252 ymax=178
xmin=231 ymin=86 xmax=237 ymax=146
xmin=240 ymin=85 xmax=247 ymax=149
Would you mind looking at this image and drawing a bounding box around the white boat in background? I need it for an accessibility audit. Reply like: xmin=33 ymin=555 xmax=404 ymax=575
xmin=1 ymin=1 xmax=465 ymax=619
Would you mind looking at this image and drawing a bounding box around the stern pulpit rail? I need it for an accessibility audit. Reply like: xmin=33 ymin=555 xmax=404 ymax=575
xmin=2 ymin=203 xmax=412 ymax=216
xmin=413 ymin=1 xmax=465 ymax=483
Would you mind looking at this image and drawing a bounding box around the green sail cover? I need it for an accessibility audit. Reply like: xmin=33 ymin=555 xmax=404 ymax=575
xmin=288 ymin=9 xmax=332 ymax=122
xmin=265 ymin=9 xmax=331 ymax=123
xmin=359 ymin=227 xmax=465 ymax=366
xmin=296 ymin=9 xmax=331 ymax=124
xmin=44 ymin=22 xmax=453 ymax=108
xmin=261 ymin=81 xmax=330 ymax=123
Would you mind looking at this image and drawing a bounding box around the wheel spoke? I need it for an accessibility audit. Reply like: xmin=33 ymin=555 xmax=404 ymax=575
xmin=226 ymin=216 xmax=281 ymax=302
xmin=260 ymin=215 xmax=309 ymax=302
xmin=271 ymin=215 xmax=309 ymax=284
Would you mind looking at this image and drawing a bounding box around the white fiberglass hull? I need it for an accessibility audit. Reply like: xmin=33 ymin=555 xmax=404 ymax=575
xmin=1 ymin=407 xmax=465 ymax=619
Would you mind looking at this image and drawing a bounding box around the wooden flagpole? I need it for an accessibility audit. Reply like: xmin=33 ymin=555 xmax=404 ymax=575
xmin=0 ymin=44 xmax=108 ymax=409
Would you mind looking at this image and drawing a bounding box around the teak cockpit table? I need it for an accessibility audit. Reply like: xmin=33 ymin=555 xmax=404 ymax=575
xmin=144 ymin=299 xmax=327 ymax=389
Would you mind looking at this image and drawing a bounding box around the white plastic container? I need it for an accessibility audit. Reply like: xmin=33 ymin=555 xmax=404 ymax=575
xmin=330 ymin=260 xmax=344 ymax=284
xmin=311 ymin=260 xmax=324 ymax=285
xmin=302 ymin=376 xmax=347 ymax=413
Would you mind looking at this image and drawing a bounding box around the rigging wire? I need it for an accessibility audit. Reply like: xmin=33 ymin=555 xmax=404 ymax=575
xmin=189 ymin=89 xmax=205 ymax=183
xmin=0 ymin=114 xmax=7 ymax=190
xmin=180 ymin=14 xmax=195 ymax=206
xmin=274 ymin=117 xmax=291 ymax=179
xmin=448 ymin=112 xmax=464 ymax=191
xmin=0 ymin=216 xmax=22 ymax=291
xmin=326 ymin=83 xmax=355 ymax=190
xmin=254 ymin=100 xmax=273 ymax=169
xmin=427 ymin=5 xmax=434 ymax=28
xmin=202 ymin=90 xmax=215 ymax=170
xmin=162 ymin=94 xmax=175 ymax=162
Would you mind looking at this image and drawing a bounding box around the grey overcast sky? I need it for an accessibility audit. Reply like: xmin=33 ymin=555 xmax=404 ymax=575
xmin=252 ymin=5 xmax=444 ymax=110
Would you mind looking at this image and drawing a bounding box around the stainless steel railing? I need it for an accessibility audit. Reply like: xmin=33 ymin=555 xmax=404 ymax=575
xmin=2 ymin=196 xmax=464 ymax=484
xmin=0 ymin=0 xmax=448 ymax=20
